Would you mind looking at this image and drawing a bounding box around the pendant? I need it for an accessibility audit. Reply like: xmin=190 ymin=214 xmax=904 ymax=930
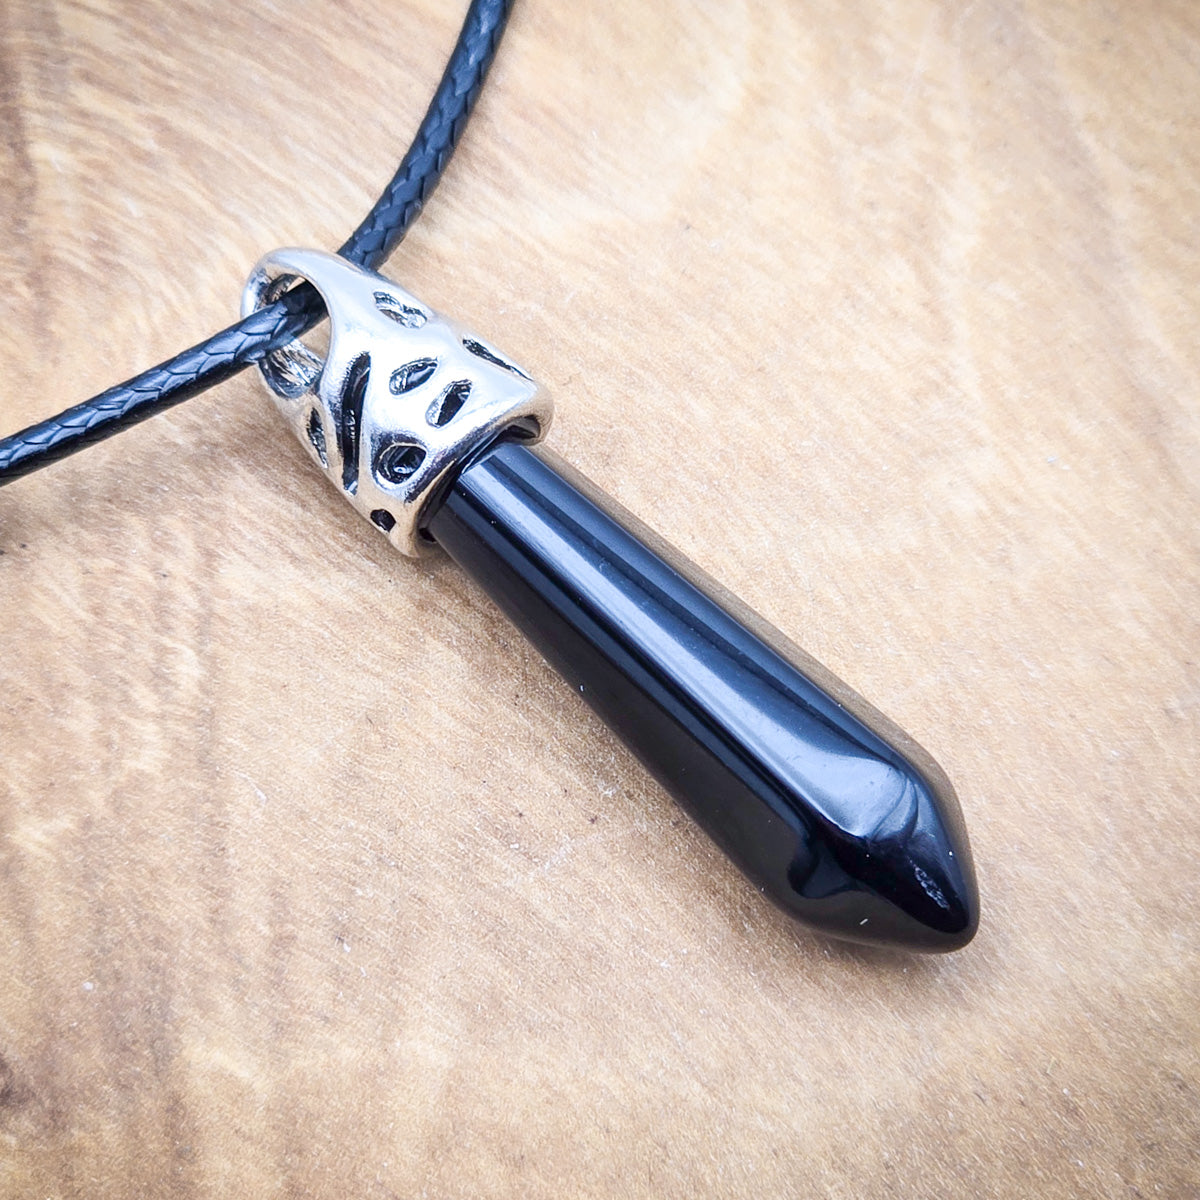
xmin=243 ymin=248 xmax=980 ymax=952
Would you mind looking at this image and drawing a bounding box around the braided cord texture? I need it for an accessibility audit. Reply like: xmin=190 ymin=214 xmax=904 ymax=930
xmin=0 ymin=0 xmax=514 ymax=484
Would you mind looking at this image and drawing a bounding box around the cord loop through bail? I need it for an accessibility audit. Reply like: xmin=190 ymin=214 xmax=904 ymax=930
xmin=242 ymin=248 xmax=552 ymax=556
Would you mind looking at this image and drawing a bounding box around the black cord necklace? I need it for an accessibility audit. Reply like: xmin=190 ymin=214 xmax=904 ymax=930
xmin=0 ymin=0 xmax=979 ymax=951
xmin=0 ymin=0 xmax=511 ymax=482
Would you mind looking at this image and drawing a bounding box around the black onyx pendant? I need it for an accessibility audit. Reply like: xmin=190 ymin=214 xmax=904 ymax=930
xmin=244 ymin=249 xmax=979 ymax=952
xmin=429 ymin=442 xmax=979 ymax=952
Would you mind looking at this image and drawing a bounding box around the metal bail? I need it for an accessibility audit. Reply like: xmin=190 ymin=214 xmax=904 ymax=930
xmin=241 ymin=248 xmax=552 ymax=556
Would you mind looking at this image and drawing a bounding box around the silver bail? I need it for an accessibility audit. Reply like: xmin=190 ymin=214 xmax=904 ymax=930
xmin=241 ymin=248 xmax=552 ymax=556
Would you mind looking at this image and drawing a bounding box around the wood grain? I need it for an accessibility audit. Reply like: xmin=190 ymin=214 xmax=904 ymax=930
xmin=1 ymin=1 xmax=1198 ymax=1196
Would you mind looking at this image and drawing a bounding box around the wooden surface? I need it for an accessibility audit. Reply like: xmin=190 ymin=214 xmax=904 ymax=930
xmin=1 ymin=1 xmax=1198 ymax=1196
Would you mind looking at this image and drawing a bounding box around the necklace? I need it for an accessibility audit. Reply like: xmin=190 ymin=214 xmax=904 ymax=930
xmin=0 ymin=0 xmax=977 ymax=951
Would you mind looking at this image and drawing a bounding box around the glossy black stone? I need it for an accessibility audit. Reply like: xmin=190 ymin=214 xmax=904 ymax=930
xmin=427 ymin=441 xmax=979 ymax=951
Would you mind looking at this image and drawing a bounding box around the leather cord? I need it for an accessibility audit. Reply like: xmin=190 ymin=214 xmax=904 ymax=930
xmin=0 ymin=0 xmax=514 ymax=485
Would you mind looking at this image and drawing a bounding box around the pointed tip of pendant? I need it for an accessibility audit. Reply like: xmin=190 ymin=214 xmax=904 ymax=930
xmin=860 ymin=781 xmax=979 ymax=953
xmin=862 ymin=834 xmax=980 ymax=953
xmin=898 ymin=774 xmax=980 ymax=952
xmin=785 ymin=757 xmax=980 ymax=954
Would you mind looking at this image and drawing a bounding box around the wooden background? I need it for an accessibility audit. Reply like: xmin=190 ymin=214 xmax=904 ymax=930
xmin=1 ymin=1 xmax=1197 ymax=1196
